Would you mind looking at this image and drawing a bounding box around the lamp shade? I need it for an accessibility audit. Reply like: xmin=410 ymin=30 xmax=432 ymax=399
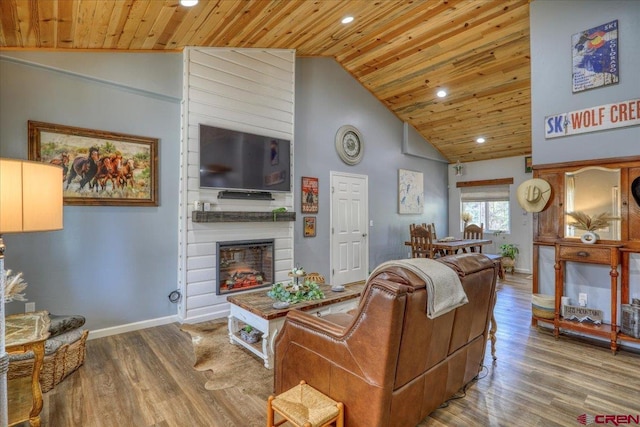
xmin=0 ymin=158 xmax=63 ymax=233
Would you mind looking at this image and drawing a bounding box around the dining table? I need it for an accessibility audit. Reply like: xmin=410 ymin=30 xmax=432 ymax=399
xmin=404 ymin=238 xmax=493 ymax=255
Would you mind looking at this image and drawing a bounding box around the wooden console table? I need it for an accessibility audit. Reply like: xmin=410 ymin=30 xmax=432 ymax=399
xmin=227 ymin=282 xmax=365 ymax=369
xmin=6 ymin=311 xmax=50 ymax=427
xmin=553 ymin=242 xmax=621 ymax=353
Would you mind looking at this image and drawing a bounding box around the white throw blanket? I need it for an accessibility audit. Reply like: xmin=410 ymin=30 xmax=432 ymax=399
xmin=368 ymin=258 xmax=468 ymax=319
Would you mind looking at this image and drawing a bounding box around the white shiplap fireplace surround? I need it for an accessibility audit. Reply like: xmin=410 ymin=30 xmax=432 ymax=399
xmin=178 ymin=48 xmax=296 ymax=323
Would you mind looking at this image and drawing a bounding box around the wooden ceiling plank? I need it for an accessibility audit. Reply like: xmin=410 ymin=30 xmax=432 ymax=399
xmin=414 ymin=100 xmax=531 ymax=130
xmin=346 ymin=0 xmax=528 ymax=78
xmin=0 ymin=0 xmax=20 ymax=47
xmin=227 ymin=0 xmax=304 ymax=48
xmin=173 ymin=1 xmax=243 ymax=48
xmin=127 ymin=0 xmax=166 ymax=50
xmin=141 ymin=0 xmax=178 ymax=50
xmin=400 ymin=93 xmax=531 ymax=127
xmin=359 ymin=17 xmax=529 ymax=94
xmin=339 ymin=0 xmax=488 ymax=69
xmin=253 ymin=0 xmax=352 ymax=52
xmin=55 ymin=0 xmax=76 ymax=49
xmin=103 ymin=0 xmax=134 ymax=49
xmin=355 ymin=11 xmax=529 ymax=83
xmin=115 ymin=0 xmax=149 ymax=49
xmin=75 ymin=0 xmax=98 ymax=48
xmin=391 ymin=70 xmax=530 ymax=117
xmin=201 ymin=0 xmax=273 ymax=47
xmin=308 ymin=1 xmax=432 ymax=57
xmin=386 ymin=54 xmax=530 ymax=109
xmin=36 ymin=0 xmax=56 ymax=48
xmin=152 ymin=0 xmax=193 ymax=49
xmin=87 ymin=0 xmax=116 ymax=49
xmin=15 ymin=0 xmax=37 ymax=47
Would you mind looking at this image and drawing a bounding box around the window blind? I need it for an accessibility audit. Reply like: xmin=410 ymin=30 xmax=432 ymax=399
xmin=460 ymin=185 xmax=510 ymax=202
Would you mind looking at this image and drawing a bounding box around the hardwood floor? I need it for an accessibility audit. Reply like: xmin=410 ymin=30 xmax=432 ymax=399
xmin=36 ymin=273 xmax=640 ymax=427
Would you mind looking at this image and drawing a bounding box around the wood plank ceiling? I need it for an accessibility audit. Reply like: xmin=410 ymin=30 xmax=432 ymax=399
xmin=0 ymin=0 xmax=531 ymax=164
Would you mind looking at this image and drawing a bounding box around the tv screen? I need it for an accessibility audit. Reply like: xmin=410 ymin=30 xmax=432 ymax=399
xmin=199 ymin=124 xmax=291 ymax=192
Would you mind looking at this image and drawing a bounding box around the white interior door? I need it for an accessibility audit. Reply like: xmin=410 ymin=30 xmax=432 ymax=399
xmin=330 ymin=172 xmax=369 ymax=286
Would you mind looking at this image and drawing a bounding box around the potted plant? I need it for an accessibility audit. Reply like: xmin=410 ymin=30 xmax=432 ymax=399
xmin=499 ymin=243 xmax=519 ymax=273
xmin=240 ymin=324 xmax=261 ymax=344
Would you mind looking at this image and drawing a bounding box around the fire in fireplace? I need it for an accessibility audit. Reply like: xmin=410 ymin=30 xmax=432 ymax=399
xmin=216 ymin=239 xmax=274 ymax=295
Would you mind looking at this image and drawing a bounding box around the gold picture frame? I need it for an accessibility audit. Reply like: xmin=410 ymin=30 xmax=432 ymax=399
xmin=304 ymin=216 xmax=316 ymax=237
xmin=28 ymin=121 xmax=158 ymax=206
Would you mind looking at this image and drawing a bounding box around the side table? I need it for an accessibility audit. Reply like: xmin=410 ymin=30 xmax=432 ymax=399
xmin=6 ymin=311 xmax=50 ymax=427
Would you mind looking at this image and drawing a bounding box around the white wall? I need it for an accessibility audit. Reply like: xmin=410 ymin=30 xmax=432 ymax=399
xmin=448 ymin=156 xmax=534 ymax=274
xmin=178 ymin=48 xmax=296 ymax=323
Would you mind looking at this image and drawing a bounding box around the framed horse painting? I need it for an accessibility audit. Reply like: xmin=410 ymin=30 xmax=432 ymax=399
xmin=28 ymin=121 xmax=158 ymax=206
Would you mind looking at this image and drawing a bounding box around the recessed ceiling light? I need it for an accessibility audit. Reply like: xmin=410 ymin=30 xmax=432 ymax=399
xmin=342 ymin=16 xmax=354 ymax=24
xmin=476 ymin=137 xmax=486 ymax=143
xmin=436 ymin=90 xmax=447 ymax=98
xmin=180 ymin=0 xmax=198 ymax=6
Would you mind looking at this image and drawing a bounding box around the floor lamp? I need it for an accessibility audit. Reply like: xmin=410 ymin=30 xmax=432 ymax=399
xmin=0 ymin=158 xmax=63 ymax=425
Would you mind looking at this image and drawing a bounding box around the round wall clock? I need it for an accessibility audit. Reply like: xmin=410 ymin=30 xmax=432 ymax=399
xmin=335 ymin=125 xmax=364 ymax=165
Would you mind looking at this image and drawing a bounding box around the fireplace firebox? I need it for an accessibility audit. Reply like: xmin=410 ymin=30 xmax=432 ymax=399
xmin=216 ymin=239 xmax=274 ymax=295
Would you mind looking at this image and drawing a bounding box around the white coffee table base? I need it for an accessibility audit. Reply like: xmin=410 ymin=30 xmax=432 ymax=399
xmin=228 ymin=299 xmax=357 ymax=369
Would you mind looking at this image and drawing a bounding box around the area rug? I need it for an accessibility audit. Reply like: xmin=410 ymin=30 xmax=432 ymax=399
xmin=180 ymin=319 xmax=273 ymax=396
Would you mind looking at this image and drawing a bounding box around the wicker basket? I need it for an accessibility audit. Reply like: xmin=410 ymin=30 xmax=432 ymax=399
xmin=8 ymin=330 xmax=88 ymax=393
xmin=532 ymin=294 xmax=555 ymax=319
xmin=306 ymin=272 xmax=325 ymax=284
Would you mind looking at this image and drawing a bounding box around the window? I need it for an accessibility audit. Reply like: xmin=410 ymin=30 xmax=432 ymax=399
xmin=460 ymin=184 xmax=511 ymax=233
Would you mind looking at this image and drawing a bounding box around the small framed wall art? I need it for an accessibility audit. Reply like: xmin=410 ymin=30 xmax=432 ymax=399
xmin=304 ymin=217 xmax=316 ymax=237
xmin=525 ymin=156 xmax=533 ymax=173
xmin=398 ymin=169 xmax=424 ymax=214
xmin=301 ymin=176 xmax=319 ymax=213
xmin=572 ymin=20 xmax=618 ymax=93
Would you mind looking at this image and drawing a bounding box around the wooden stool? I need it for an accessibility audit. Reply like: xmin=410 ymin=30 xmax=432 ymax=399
xmin=267 ymin=380 xmax=344 ymax=427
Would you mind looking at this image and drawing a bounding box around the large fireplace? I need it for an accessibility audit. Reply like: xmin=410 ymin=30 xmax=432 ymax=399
xmin=216 ymin=239 xmax=274 ymax=295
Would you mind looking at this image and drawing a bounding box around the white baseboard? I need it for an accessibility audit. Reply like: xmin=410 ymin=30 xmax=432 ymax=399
xmin=87 ymin=310 xmax=232 ymax=340
xmin=179 ymin=308 xmax=230 ymax=325
xmin=88 ymin=315 xmax=180 ymax=340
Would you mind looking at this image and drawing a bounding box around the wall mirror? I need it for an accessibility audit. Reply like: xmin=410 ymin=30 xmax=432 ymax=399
xmin=565 ymin=166 xmax=621 ymax=240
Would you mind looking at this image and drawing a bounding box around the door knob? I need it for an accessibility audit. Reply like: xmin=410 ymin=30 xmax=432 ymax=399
xmin=362 ymin=233 xmax=368 ymax=237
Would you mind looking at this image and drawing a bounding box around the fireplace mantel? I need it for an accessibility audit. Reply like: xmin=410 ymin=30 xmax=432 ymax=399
xmin=192 ymin=211 xmax=296 ymax=223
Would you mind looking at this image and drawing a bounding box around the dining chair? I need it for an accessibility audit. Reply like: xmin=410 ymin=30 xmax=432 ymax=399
xmin=429 ymin=223 xmax=446 ymax=257
xmin=409 ymin=224 xmax=434 ymax=258
xmin=463 ymin=223 xmax=484 ymax=253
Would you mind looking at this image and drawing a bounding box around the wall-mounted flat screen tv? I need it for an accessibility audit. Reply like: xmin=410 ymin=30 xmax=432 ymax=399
xmin=199 ymin=124 xmax=291 ymax=192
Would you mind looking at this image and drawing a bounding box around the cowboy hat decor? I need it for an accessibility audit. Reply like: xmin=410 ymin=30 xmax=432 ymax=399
xmin=632 ymin=176 xmax=640 ymax=208
xmin=517 ymin=178 xmax=552 ymax=213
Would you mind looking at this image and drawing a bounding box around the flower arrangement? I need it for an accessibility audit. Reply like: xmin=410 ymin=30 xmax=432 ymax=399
xmin=461 ymin=212 xmax=473 ymax=223
xmin=267 ymin=268 xmax=324 ymax=304
xmin=566 ymin=211 xmax=618 ymax=231
xmin=3 ymin=269 xmax=28 ymax=303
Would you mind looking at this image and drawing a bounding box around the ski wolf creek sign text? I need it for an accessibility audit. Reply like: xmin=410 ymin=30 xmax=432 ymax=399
xmin=544 ymin=98 xmax=639 ymax=139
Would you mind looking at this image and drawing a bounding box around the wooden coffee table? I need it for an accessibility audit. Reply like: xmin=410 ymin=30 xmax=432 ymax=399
xmin=227 ymin=282 xmax=365 ymax=369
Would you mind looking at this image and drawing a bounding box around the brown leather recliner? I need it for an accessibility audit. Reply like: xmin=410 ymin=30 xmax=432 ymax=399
xmin=274 ymin=253 xmax=498 ymax=427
